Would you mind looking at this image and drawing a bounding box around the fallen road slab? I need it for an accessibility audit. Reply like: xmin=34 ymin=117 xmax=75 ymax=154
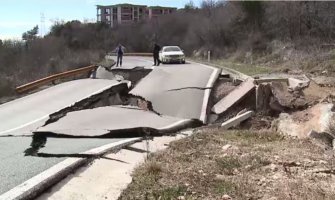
xmin=35 ymin=106 xmax=198 ymax=137
xmin=0 ymin=79 xmax=128 ymax=136
xmin=0 ymin=137 xmax=140 ymax=199
xmin=212 ymin=79 xmax=255 ymax=115
xmin=130 ymin=62 xmax=221 ymax=123
xmin=221 ymin=111 xmax=254 ymax=130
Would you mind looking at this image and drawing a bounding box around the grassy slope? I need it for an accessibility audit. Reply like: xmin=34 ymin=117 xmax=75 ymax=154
xmin=119 ymin=129 xmax=335 ymax=200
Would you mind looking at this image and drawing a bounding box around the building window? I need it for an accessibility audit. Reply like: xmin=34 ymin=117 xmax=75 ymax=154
xmin=105 ymin=8 xmax=110 ymax=14
xmin=122 ymin=7 xmax=132 ymax=13
xmin=121 ymin=14 xmax=132 ymax=20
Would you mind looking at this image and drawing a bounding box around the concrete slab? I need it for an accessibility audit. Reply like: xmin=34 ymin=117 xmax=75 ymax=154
xmin=35 ymin=106 xmax=195 ymax=137
xmin=221 ymin=111 xmax=254 ymax=129
xmin=0 ymin=79 xmax=127 ymax=136
xmin=130 ymin=62 xmax=221 ymax=123
xmin=212 ymin=79 xmax=255 ymax=115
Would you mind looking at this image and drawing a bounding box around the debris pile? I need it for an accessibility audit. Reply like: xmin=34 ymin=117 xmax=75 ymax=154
xmin=206 ymin=71 xmax=335 ymax=145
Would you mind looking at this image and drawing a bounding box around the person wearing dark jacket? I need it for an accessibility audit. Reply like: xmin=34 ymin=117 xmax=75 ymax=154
xmin=115 ymin=44 xmax=125 ymax=67
xmin=153 ymin=43 xmax=161 ymax=66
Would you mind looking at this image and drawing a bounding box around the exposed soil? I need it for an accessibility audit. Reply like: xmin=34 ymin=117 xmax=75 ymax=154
xmin=119 ymin=129 xmax=335 ymax=200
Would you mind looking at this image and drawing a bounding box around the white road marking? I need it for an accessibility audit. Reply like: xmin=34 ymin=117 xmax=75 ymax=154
xmin=0 ymin=82 xmax=124 ymax=135
xmin=195 ymin=62 xmax=221 ymax=124
xmin=0 ymin=115 xmax=49 ymax=135
xmin=0 ymin=138 xmax=141 ymax=200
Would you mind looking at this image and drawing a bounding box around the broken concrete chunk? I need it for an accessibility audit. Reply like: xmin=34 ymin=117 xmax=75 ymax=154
xmin=221 ymin=111 xmax=254 ymax=130
xmin=271 ymin=82 xmax=307 ymax=110
xmin=275 ymin=103 xmax=335 ymax=138
xmin=288 ymin=77 xmax=310 ymax=92
xmin=94 ymin=66 xmax=124 ymax=81
xmin=212 ymin=79 xmax=255 ymax=115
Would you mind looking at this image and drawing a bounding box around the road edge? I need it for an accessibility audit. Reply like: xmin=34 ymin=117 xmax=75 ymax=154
xmin=0 ymin=138 xmax=141 ymax=200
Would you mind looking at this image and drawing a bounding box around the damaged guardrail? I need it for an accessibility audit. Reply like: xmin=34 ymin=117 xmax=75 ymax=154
xmin=16 ymin=65 xmax=98 ymax=94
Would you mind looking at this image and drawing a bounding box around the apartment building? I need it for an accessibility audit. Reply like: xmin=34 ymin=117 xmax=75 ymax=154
xmin=148 ymin=6 xmax=177 ymax=19
xmin=96 ymin=4 xmax=176 ymax=27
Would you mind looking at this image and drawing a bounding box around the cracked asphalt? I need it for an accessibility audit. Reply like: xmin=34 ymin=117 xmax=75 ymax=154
xmin=0 ymin=56 xmax=221 ymax=197
xmin=0 ymin=137 xmax=123 ymax=195
xmin=0 ymin=79 xmax=125 ymax=136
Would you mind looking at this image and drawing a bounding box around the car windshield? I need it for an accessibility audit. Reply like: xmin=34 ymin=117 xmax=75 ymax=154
xmin=163 ymin=47 xmax=181 ymax=52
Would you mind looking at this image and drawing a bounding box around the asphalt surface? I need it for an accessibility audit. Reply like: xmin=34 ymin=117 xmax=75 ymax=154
xmin=0 ymin=137 xmax=124 ymax=195
xmin=130 ymin=59 xmax=221 ymax=122
xmin=105 ymin=56 xmax=154 ymax=69
xmin=0 ymin=79 xmax=124 ymax=136
xmin=36 ymin=106 xmax=194 ymax=137
xmin=0 ymin=56 xmax=221 ymax=197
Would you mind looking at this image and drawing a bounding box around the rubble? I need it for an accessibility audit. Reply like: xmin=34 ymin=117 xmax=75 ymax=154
xmin=274 ymin=103 xmax=335 ymax=138
xmin=221 ymin=111 xmax=254 ymax=130
xmin=312 ymin=76 xmax=335 ymax=87
xmin=270 ymin=82 xmax=308 ymax=110
xmin=212 ymin=78 xmax=255 ymax=115
xmin=288 ymin=76 xmax=310 ymax=92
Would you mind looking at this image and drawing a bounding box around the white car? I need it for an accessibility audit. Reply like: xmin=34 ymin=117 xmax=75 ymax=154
xmin=159 ymin=46 xmax=186 ymax=64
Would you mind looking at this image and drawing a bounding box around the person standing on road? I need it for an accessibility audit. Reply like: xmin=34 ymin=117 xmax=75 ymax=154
xmin=153 ymin=43 xmax=161 ymax=66
xmin=115 ymin=44 xmax=125 ymax=67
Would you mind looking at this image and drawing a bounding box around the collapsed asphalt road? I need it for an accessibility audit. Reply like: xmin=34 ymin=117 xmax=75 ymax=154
xmin=33 ymin=57 xmax=221 ymax=138
xmin=130 ymin=61 xmax=221 ymax=123
xmin=0 ymin=56 xmax=223 ymax=199
xmin=35 ymin=106 xmax=198 ymax=137
xmin=0 ymin=79 xmax=128 ymax=136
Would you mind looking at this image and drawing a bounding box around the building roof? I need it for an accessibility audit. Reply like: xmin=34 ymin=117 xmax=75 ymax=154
xmin=148 ymin=6 xmax=177 ymax=9
xmin=97 ymin=3 xmax=147 ymax=8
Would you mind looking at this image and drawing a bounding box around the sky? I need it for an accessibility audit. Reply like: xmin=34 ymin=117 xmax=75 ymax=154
xmin=0 ymin=0 xmax=202 ymax=40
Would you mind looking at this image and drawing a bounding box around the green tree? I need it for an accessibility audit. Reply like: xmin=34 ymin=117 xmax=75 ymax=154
xmin=240 ymin=1 xmax=264 ymax=28
xmin=22 ymin=25 xmax=39 ymax=41
xmin=184 ymin=0 xmax=196 ymax=10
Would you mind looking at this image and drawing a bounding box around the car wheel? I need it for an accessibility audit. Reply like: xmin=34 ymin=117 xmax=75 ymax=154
xmin=182 ymin=61 xmax=186 ymax=64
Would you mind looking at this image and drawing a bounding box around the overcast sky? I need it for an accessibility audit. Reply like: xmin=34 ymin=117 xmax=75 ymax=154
xmin=0 ymin=0 xmax=202 ymax=40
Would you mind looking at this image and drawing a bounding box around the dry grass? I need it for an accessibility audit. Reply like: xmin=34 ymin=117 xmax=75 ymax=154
xmin=119 ymin=129 xmax=335 ymax=200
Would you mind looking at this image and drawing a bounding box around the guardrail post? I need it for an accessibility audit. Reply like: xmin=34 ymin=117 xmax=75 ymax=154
xmin=208 ymin=51 xmax=211 ymax=62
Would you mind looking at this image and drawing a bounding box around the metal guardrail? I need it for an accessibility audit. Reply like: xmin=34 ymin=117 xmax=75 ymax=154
xmin=15 ymin=53 xmax=152 ymax=94
xmin=16 ymin=65 xmax=98 ymax=94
